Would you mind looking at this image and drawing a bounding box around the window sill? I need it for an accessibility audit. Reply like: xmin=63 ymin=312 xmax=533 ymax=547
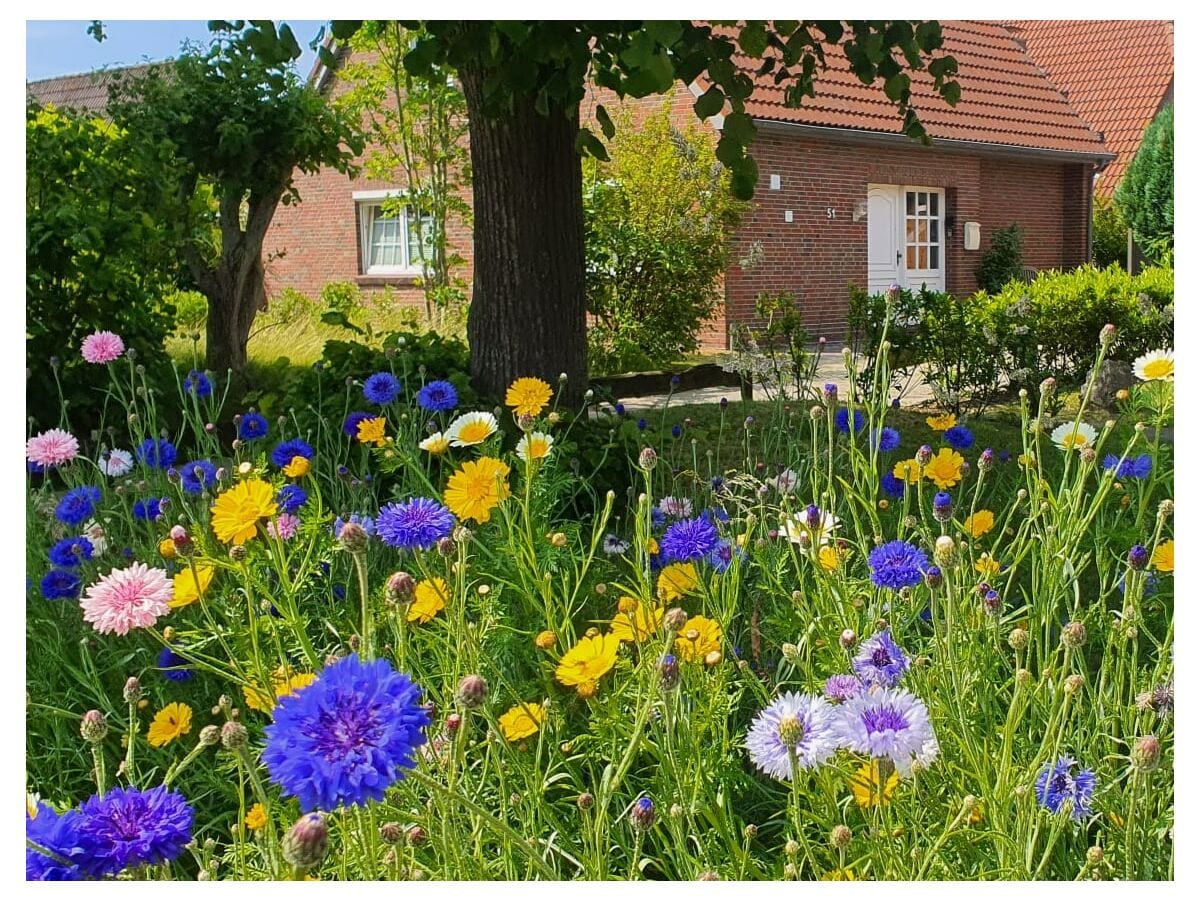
xmin=356 ymin=274 xmax=421 ymax=287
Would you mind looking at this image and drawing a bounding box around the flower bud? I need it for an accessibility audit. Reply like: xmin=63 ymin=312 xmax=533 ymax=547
xmin=659 ymin=654 xmax=680 ymax=691
xmin=535 ymin=630 xmax=557 ymax=650
xmin=123 ymin=676 xmax=143 ymax=703
xmin=385 ymin=571 xmax=416 ymax=605
xmin=781 ymin=643 xmax=799 ymax=662
xmin=809 ymin=405 xmax=823 ymax=420
xmin=1100 ymin=323 xmax=1117 ymax=347
xmin=1040 ymin=376 xmax=1057 ymax=397
xmin=229 ymin=545 xmax=247 ymax=562
xmin=1061 ymin=621 xmax=1087 ymax=650
xmin=630 ymin=796 xmax=655 ymax=831
xmin=1128 ymin=544 xmax=1150 ymax=571
xmin=1008 ymin=627 xmax=1029 ymax=651
xmin=445 ymin=713 xmax=462 ymax=737
xmin=830 ymin=824 xmax=852 ymax=848
xmin=663 ymin=608 xmax=688 ymax=632
xmin=983 ymin=590 xmax=1002 ymax=616
xmin=839 ymin=628 xmax=857 ymax=648
xmin=1015 ymin=668 xmax=1033 ymax=686
xmin=198 ymin=725 xmax=220 ymax=747
xmin=1064 ymin=673 xmax=1085 ymax=694
xmin=221 ymin=720 xmax=248 ymax=750
xmin=456 ymin=674 xmax=488 ymax=709
xmin=924 ymin=566 xmax=943 ymax=589
xmin=978 ymin=448 xmax=995 ymax=472
xmin=932 ymin=491 xmax=953 ymax=522
xmin=380 ymin=821 xmax=404 ymax=844
xmin=81 ymin=709 xmax=108 ymax=743
xmin=1086 ymin=845 xmax=1105 ymax=867
xmin=1158 ymin=499 xmax=1173 ymax=520
xmin=934 ymin=535 xmax=957 ymax=569
xmin=744 ymin=823 xmax=758 ymax=841
xmin=822 ymin=383 xmax=838 ymax=405
xmin=917 ymin=445 xmax=933 ymax=465
xmin=704 ymin=649 xmax=723 ymax=667
xmin=548 ymin=532 xmax=567 ymax=548
xmin=638 ymin=447 xmax=657 ymax=471
xmin=339 ymin=521 xmax=369 ymax=554
xmin=282 ymin=813 xmax=328 ymax=870
xmin=1132 ymin=734 xmax=1161 ymax=771
xmin=697 ymin=870 xmax=720 ymax=881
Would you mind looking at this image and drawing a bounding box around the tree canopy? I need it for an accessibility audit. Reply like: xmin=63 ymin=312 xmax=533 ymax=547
xmin=1116 ymin=104 xmax=1173 ymax=264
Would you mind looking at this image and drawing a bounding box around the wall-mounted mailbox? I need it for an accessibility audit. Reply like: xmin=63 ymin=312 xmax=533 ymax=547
xmin=963 ymin=221 xmax=981 ymax=251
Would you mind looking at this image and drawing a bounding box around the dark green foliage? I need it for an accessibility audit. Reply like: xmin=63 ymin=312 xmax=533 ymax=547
xmin=26 ymin=102 xmax=189 ymax=431
xmin=975 ymin=223 xmax=1025 ymax=293
xmin=1091 ymin=193 xmax=1129 ymax=270
xmin=583 ymin=104 xmax=745 ymax=374
xmin=1116 ymin=104 xmax=1173 ymax=264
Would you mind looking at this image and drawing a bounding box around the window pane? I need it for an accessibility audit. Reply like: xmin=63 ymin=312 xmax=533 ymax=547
xmin=906 ymin=192 xmax=915 ymax=215
xmin=919 ymin=246 xmax=928 ymax=269
xmin=930 ymin=219 xmax=940 ymax=243
xmin=917 ymin=220 xmax=928 ymax=243
xmin=906 ymin=219 xmax=916 ymax=242
xmin=930 ymin=246 xmax=940 ymax=269
xmin=930 ymin=193 xmax=940 ymax=216
xmin=906 ymin=246 xmax=917 ymax=268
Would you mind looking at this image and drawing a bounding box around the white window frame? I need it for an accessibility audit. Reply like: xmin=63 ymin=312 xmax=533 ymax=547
xmin=353 ymin=190 xmax=433 ymax=277
xmin=901 ymin=186 xmax=945 ymax=286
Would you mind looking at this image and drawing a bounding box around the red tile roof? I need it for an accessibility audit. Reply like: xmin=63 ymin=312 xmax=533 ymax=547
xmin=713 ymin=21 xmax=1109 ymax=159
xmin=1002 ymin=20 xmax=1173 ymax=193
xmin=26 ymin=65 xmax=156 ymax=116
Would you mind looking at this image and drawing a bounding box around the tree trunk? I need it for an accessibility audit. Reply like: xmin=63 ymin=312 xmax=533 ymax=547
xmin=458 ymin=66 xmax=589 ymax=402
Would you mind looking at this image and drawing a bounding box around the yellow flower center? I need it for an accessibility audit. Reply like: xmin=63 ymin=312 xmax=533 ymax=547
xmin=457 ymin=422 xmax=493 ymax=444
xmin=1143 ymin=358 xmax=1174 ymax=380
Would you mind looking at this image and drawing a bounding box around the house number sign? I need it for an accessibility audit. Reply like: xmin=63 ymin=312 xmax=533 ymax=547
xmin=826 ymin=207 xmax=837 ymax=219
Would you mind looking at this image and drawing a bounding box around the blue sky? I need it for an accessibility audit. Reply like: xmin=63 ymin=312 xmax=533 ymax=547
xmin=26 ymin=20 xmax=326 ymax=82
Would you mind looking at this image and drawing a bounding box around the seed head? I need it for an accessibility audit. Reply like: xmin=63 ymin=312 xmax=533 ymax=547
xmin=1008 ymin=627 xmax=1029 ymax=652
xmin=1061 ymin=621 xmax=1087 ymax=650
xmin=282 ymin=813 xmax=329 ymax=870
xmin=830 ymin=824 xmax=852 ymax=849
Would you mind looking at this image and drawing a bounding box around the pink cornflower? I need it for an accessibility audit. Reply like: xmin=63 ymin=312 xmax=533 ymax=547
xmin=267 ymin=513 xmax=300 ymax=541
xmin=26 ymin=429 xmax=80 ymax=467
xmin=99 ymin=448 xmax=133 ymax=477
xmin=80 ymin=563 xmax=172 ymax=636
xmin=81 ymin=331 xmax=126 ymax=364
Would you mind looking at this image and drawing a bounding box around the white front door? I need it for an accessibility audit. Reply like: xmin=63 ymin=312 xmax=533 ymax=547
xmin=867 ymin=184 xmax=946 ymax=294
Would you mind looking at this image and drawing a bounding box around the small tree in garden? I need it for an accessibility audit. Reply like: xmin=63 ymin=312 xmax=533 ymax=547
xmin=25 ymin=102 xmax=193 ymax=428
xmin=583 ymin=104 xmax=745 ymax=373
xmin=337 ymin=21 xmax=472 ymax=331
xmin=107 ymin=21 xmax=363 ymax=381
xmin=975 ymin=223 xmax=1025 ymax=293
xmin=1091 ymin=193 xmax=1129 ymax=269
xmin=1116 ymin=104 xmax=1173 ymax=264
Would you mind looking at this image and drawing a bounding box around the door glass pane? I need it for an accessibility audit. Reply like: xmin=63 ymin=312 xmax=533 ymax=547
xmin=906 ymin=192 xmax=915 ymax=215
xmin=930 ymin=193 xmax=939 ymax=215
xmin=906 ymin=246 xmax=917 ymax=268
xmin=906 ymin=220 xmax=915 ymax=242
xmin=917 ymin=220 xmax=928 ymax=242
xmin=930 ymin=246 xmax=940 ymax=270
xmin=930 ymin=219 xmax=940 ymax=243
xmin=920 ymin=247 xmax=929 ymax=269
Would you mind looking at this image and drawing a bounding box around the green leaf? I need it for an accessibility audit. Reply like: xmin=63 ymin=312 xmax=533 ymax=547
xmin=330 ymin=20 xmax=363 ymax=41
xmin=941 ymin=80 xmax=961 ymax=107
xmin=320 ymin=310 xmax=364 ymax=334
xmin=693 ymin=85 xmax=726 ymax=120
xmin=595 ymin=104 xmax=615 ymax=140
xmin=576 ymin=127 xmax=610 ymax=162
xmin=721 ymin=111 xmax=756 ymax=147
xmin=730 ymin=156 xmax=758 ymax=200
xmin=738 ymin=22 xmax=770 ymax=59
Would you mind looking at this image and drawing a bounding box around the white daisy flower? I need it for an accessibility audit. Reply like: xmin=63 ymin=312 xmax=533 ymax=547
xmin=1050 ymin=421 xmax=1098 ymax=451
xmin=445 ymin=411 xmax=498 ymax=447
xmin=1132 ymin=348 xmax=1174 ymax=382
xmin=515 ymin=431 xmax=554 ymax=462
xmin=770 ymin=468 xmax=800 ymax=495
xmin=99 ymin=448 xmax=133 ymax=477
xmin=419 ymin=432 xmax=451 ymax=455
xmin=782 ymin=508 xmax=840 ymax=546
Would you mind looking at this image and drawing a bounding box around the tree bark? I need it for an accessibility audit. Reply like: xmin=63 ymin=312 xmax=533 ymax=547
xmin=458 ymin=66 xmax=589 ymax=403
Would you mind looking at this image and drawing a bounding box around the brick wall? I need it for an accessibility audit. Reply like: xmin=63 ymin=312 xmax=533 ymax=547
xmin=724 ymin=127 xmax=1097 ymax=344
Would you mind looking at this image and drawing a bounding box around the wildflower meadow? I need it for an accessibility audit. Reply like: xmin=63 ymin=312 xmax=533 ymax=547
xmin=25 ymin=322 xmax=1174 ymax=881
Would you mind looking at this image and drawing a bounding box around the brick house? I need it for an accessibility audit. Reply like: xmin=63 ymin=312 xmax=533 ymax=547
xmin=263 ymin=21 xmax=1113 ymax=349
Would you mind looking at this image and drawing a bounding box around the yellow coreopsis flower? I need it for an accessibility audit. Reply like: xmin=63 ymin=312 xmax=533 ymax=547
xmin=657 ymin=562 xmax=698 ymax=602
xmin=963 ymin=510 xmax=995 ymax=539
xmin=245 ymin=803 xmax=268 ymax=831
xmin=282 ymin=455 xmax=310 ymax=478
xmin=818 ymin=544 xmax=852 ymax=572
xmin=244 ymin=670 xmax=317 ymax=714
xmin=211 ymin=478 xmax=277 ymax=545
xmin=158 ymin=537 xmax=177 ymax=559
xmin=849 ymin=759 xmax=899 ymax=808
xmin=974 ymin=553 xmax=1002 ymax=578
xmin=645 ymin=538 xmax=660 ymax=556
xmin=893 ymin=459 xmax=922 ymax=484
xmin=505 ymin=377 xmax=553 ymax=417
xmin=821 ymin=869 xmax=859 ymax=881
xmin=924 ymin=448 xmax=965 ymax=489
xmin=611 ymin=601 xmax=665 ymax=643
xmin=170 ymin=565 xmax=215 ymax=609
xmin=356 ymin=416 xmax=388 ymax=447
xmin=674 ymin=615 xmax=722 ymax=662
xmin=926 ymin=413 xmax=957 ymax=432
xmin=498 ymin=702 xmax=546 ymax=741
xmin=147 ymin=702 xmax=193 ymax=748
xmin=556 ymin=633 xmax=620 ymax=690
xmin=407 ymin=577 xmax=448 ymax=624
xmin=1152 ymin=539 xmax=1174 ymax=573
xmin=444 ymin=456 xmax=511 ymax=523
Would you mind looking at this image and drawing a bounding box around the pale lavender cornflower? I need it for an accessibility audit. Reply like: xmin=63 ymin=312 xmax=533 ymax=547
xmin=835 ymin=688 xmax=939 ymax=775
xmin=823 ymin=674 xmax=865 ymax=703
xmin=745 ymin=692 xmax=838 ymax=780
xmin=658 ymin=496 xmax=693 ymax=519
xmin=99 ymin=449 xmax=134 ymax=477
xmin=852 ymin=629 xmax=910 ymax=687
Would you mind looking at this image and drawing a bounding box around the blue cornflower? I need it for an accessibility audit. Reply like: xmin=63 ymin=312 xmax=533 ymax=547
xmin=1035 ymin=756 xmax=1097 ymax=821
xmin=178 ymin=459 xmax=217 ymax=495
xmin=363 ymin=372 xmax=401 ymax=405
xmin=416 ymin=380 xmax=458 ymax=413
xmin=868 ymin=540 xmax=929 ymax=590
xmin=874 ymin=427 xmax=902 ymax=452
xmin=710 ymin=475 xmax=726 ymax=494
xmin=615 ymin=402 xmax=626 ymax=417
xmin=745 ymin=692 xmax=840 ymax=779
xmin=238 ymin=413 xmax=269 ymax=442
xmin=137 ymin=438 xmax=177 ymax=469
xmin=157 ymin=647 xmax=195 ymax=682
xmin=852 ymin=629 xmax=910 ymax=687
xmin=835 ymin=407 xmax=866 ymax=435
xmin=184 ymin=369 xmax=213 ymax=398
xmin=1119 ymin=571 xmax=1159 ymax=597
xmin=881 ymin=471 xmax=906 ymax=498
xmin=27 ymin=460 xmax=46 ymax=476
xmin=1102 ymin=453 xmax=1153 ymax=480
xmin=343 ymin=411 xmax=372 ymax=437
xmin=650 ymin=506 xmax=667 ymax=528
xmin=660 ymin=515 xmax=720 ymax=563
xmin=637 ymin=418 xmax=647 ymax=431
xmin=76 ymin=786 xmax=194 ymax=877
xmin=48 ymin=536 xmax=94 ymax=568
xmin=708 ymin=539 xmax=746 ymax=573
xmin=41 ymin=569 xmax=82 ymax=600
xmin=55 ymin=486 xmax=101 ymax=526
xmin=704 ymin=506 xmax=731 ymax=524
xmin=263 ymin=653 xmax=429 ymax=811
xmin=823 ymin=674 xmax=864 ymax=703
xmin=944 ymin=424 xmax=974 ymax=450
xmin=671 ymin=424 xmax=683 ymax=439
xmin=276 ymin=484 xmax=308 ymax=515
xmin=271 ymin=439 xmax=315 ymax=469
xmin=377 ymin=497 xmax=455 ymax=551
xmin=133 ymin=497 xmax=166 ymax=521
xmin=26 ymin=803 xmax=94 ymax=880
